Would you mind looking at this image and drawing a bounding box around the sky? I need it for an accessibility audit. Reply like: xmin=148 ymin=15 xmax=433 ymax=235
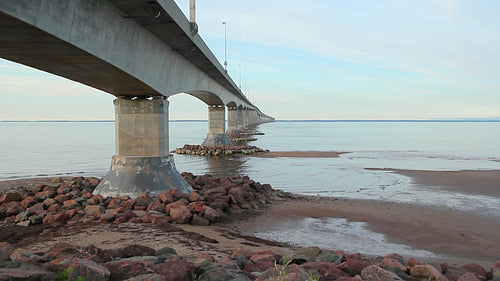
xmin=1 ymin=0 xmax=499 ymax=120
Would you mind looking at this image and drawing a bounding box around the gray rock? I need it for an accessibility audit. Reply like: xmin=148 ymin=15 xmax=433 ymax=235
xmin=116 ymin=255 xmax=159 ymax=264
xmin=232 ymin=252 xmax=248 ymax=269
xmin=314 ymin=250 xmax=341 ymax=264
xmin=0 ymin=242 xmax=14 ymax=261
xmin=0 ymin=261 xmax=55 ymax=281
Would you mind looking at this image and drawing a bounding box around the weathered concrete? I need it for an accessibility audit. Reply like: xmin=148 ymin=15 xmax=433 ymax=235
xmin=202 ymin=105 xmax=232 ymax=146
xmin=95 ymin=98 xmax=192 ymax=198
xmin=226 ymin=106 xmax=238 ymax=135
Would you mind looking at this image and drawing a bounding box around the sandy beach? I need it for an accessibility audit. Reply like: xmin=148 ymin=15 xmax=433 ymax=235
xmin=1 ymin=168 xmax=499 ymax=269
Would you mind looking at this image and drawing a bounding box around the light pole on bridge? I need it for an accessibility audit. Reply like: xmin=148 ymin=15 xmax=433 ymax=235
xmin=222 ymin=21 xmax=227 ymax=72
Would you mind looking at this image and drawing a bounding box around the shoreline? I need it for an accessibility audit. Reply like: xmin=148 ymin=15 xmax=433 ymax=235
xmin=1 ymin=168 xmax=499 ymax=268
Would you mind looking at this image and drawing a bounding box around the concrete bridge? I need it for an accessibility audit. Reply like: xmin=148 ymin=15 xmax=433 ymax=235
xmin=0 ymin=0 xmax=274 ymax=197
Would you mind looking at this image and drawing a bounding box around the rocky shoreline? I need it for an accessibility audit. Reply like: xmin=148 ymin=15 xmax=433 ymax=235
xmin=0 ymin=175 xmax=499 ymax=280
xmin=174 ymin=145 xmax=269 ymax=156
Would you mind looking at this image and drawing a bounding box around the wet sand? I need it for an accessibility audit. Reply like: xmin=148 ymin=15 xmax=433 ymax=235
xmin=1 ymin=168 xmax=499 ymax=267
xmin=233 ymin=196 xmax=500 ymax=267
xmin=379 ymin=169 xmax=500 ymax=197
xmin=254 ymin=151 xmax=349 ymax=158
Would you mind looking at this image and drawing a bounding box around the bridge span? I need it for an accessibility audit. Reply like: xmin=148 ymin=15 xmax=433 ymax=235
xmin=0 ymin=0 xmax=274 ymax=197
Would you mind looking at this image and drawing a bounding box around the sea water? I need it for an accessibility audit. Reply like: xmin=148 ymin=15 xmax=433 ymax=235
xmin=1 ymin=121 xmax=499 ymax=256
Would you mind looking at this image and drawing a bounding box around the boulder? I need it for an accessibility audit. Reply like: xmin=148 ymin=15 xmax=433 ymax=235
xmin=458 ymin=272 xmax=481 ymax=281
xmin=84 ymin=205 xmax=105 ymax=217
xmin=492 ymin=261 xmax=500 ymax=277
xmin=136 ymin=193 xmax=152 ymax=207
xmin=411 ymin=264 xmax=448 ymax=281
xmin=301 ymin=261 xmax=349 ymax=280
xmin=380 ymin=257 xmax=407 ymax=272
xmin=4 ymin=201 xmax=24 ymax=216
xmin=104 ymin=259 xmax=154 ymax=281
xmin=46 ymin=243 xmax=80 ymax=259
xmin=338 ymin=259 xmax=371 ymax=276
xmin=0 ymin=261 xmax=55 ymax=281
xmin=460 ymin=264 xmax=488 ymax=278
xmin=62 ymin=199 xmax=80 ymax=209
xmin=191 ymin=214 xmax=210 ymax=226
xmin=408 ymin=258 xmax=419 ymax=267
xmin=153 ymin=259 xmax=195 ymax=281
xmin=385 ymin=253 xmax=405 ymax=265
xmin=361 ymin=265 xmax=403 ymax=281
xmin=68 ymin=257 xmax=111 ymax=281
xmin=256 ymin=264 xmax=310 ymax=281
xmin=169 ymin=205 xmax=192 ymax=224
xmin=300 ymin=247 xmax=322 ymax=261
xmin=123 ymin=245 xmax=156 ymax=258
xmin=314 ymin=250 xmax=342 ymax=264
xmin=1 ymin=191 xmax=22 ymax=203
xmin=10 ymin=249 xmax=47 ymax=263
xmin=0 ymin=242 xmax=14 ymax=261
xmin=202 ymin=205 xmax=224 ymax=223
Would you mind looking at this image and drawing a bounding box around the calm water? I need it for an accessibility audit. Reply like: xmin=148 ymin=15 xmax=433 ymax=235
xmin=1 ymin=121 xmax=500 ymax=256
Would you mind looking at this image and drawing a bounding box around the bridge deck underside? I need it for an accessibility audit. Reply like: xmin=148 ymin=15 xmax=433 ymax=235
xmin=0 ymin=11 xmax=158 ymax=97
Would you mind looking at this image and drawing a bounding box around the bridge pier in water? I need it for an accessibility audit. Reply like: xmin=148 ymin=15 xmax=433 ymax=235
xmin=226 ymin=106 xmax=239 ymax=135
xmin=201 ymin=105 xmax=233 ymax=146
xmin=95 ymin=97 xmax=192 ymax=198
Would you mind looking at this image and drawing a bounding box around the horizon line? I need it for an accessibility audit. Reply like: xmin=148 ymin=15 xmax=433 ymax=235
xmin=1 ymin=119 xmax=500 ymax=122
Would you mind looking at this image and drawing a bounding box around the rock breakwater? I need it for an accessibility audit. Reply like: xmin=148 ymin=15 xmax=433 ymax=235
xmin=174 ymin=144 xmax=269 ymax=156
xmin=0 ymin=174 xmax=275 ymax=228
xmin=1 ymin=241 xmax=499 ymax=281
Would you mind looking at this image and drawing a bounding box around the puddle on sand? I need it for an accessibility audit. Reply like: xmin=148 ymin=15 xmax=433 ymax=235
xmin=252 ymin=216 xmax=438 ymax=258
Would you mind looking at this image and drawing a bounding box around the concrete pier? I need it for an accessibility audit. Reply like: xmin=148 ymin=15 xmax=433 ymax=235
xmin=202 ymin=105 xmax=233 ymax=146
xmin=226 ymin=106 xmax=239 ymax=135
xmin=95 ymin=98 xmax=192 ymax=198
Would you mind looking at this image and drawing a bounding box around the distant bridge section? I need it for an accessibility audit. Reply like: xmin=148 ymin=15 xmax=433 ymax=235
xmin=0 ymin=0 xmax=274 ymax=197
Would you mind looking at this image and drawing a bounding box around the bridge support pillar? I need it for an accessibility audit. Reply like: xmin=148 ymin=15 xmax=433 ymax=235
xmin=95 ymin=97 xmax=192 ymax=198
xmin=226 ymin=106 xmax=239 ymax=136
xmin=202 ymin=105 xmax=233 ymax=146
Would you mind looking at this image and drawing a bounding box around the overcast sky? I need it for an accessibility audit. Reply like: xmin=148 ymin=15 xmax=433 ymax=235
xmin=1 ymin=0 xmax=499 ymax=120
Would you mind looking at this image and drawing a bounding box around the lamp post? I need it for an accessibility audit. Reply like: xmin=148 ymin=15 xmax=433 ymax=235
xmin=222 ymin=21 xmax=227 ymax=72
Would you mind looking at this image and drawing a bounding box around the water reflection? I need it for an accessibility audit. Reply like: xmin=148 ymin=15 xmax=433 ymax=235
xmin=202 ymin=155 xmax=248 ymax=178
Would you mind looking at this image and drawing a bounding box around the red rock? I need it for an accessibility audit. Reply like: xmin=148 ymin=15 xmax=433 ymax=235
xmin=4 ymin=201 xmax=25 ymax=216
xmin=107 ymin=198 xmax=121 ymax=208
xmin=188 ymin=191 xmax=204 ymax=202
xmin=461 ymin=264 xmax=488 ymax=278
xmin=167 ymin=189 xmax=185 ymax=202
xmin=47 ymin=203 xmax=61 ymax=213
xmin=165 ymin=199 xmax=188 ymax=214
xmin=120 ymin=198 xmax=136 ymax=209
xmin=42 ymin=213 xmax=56 ymax=224
xmin=302 ymin=261 xmax=350 ymax=280
xmin=54 ymin=194 xmax=69 ymax=203
xmin=154 ymin=258 xmax=195 ymax=281
xmin=104 ymin=260 xmax=153 ymax=281
xmin=232 ymin=247 xmax=254 ymax=259
xmin=411 ymin=265 xmax=447 ymax=281
xmin=158 ymin=192 xmax=174 ymax=204
xmin=100 ymin=210 xmax=116 ymax=221
xmin=245 ymin=251 xmax=282 ymax=273
xmin=129 ymin=217 xmax=143 ymax=223
xmin=35 ymin=190 xmax=56 ymax=199
xmin=458 ymin=272 xmax=481 ymax=281
xmin=123 ymin=209 xmax=138 ymax=219
xmin=141 ymin=213 xmax=155 ymax=223
xmin=146 ymin=201 xmax=165 ymax=213
xmin=63 ymin=199 xmax=80 ymax=209
xmin=123 ymin=244 xmax=156 ymax=257
xmin=361 ymin=265 xmax=402 ymax=281
xmin=300 ymin=246 xmax=322 ymax=261
xmin=69 ymin=257 xmax=110 ymax=281
xmin=135 ymin=193 xmax=151 ymax=207
xmin=113 ymin=216 xmax=127 ymax=223
xmin=169 ymin=205 xmax=192 ymax=224
xmin=202 ymin=205 xmax=224 ymax=222
xmin=228 ymin=187 xmax=244 ymax=204
xmin=385 ymin=253 xmax=405 ymax=264
xmin=84 ymin=205 xmax=105 ymax=217
xmin=188 ymin=201 xmax=204 ymax=214
xmin=20 ymin=196 xmax=36 ymax=209
xmin=338 ymin=259 xmax=371 ymax=276
xmin=1 ymin=191 xmax=22 ymax=203
xmin=408 ymin=258 xmax=420 ymax=267
xmin=47 ymin=243 xmax=79 ymax=259
xmin=151 ymin=216 xmax=171 ymax=225
xmin=64 ymin=208 xmax=79 ymax=219
xmin=89 ymin=177 xmax=100 ymax=186
xmin=380 ymin=257 xmax=407 ymax=272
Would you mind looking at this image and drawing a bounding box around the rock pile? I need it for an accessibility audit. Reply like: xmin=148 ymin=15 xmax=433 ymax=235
xmin=174 ymin=144 xmax=269 ymax=156
xmin=0 ymin=174 xmax=275 ymax=227
xmin=1 ymin=242 xmax=499 ymax=281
